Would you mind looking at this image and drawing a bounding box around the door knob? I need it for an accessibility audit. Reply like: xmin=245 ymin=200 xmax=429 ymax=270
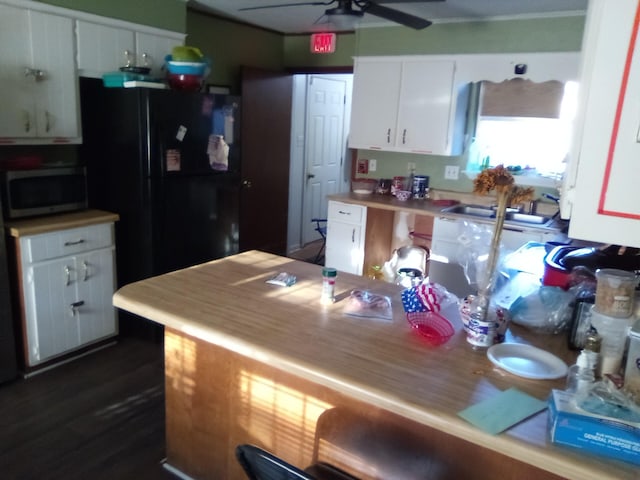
xmin=242 ymin=180 xmax=252 ymax=188
xmin=307 ymin=173 xmax=315 ymax=180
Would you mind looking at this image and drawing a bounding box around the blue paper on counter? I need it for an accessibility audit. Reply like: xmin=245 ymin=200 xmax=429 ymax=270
xmin=458 ymin=387 xmax=547 ymax=435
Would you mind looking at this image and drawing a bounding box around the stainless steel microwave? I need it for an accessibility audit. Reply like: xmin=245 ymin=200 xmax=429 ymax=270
xmin=2 ymin=167 xmax=88 ymax=219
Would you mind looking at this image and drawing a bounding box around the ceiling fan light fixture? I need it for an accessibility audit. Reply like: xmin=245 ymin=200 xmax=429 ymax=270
xmin=325 ymin=6 xmax=364 ymax=30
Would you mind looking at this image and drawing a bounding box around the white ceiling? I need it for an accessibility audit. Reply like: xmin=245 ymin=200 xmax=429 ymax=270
xmin=188 ymin=0 xmax=588 ymax=34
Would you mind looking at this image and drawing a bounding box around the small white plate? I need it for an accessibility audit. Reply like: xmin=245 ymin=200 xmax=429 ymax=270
xmin=487 ymin=343 xmax=568 ymax=380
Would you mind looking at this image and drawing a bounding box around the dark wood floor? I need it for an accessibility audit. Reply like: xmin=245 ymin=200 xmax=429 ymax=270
xmin=0 ymin=336 xmax=177 ymax=480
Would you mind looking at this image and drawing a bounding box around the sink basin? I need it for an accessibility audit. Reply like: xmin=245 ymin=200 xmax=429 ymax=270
xmin=441 ymin=204 xmax=552 ymax=226
xmin=505 ymin=212 xmax=552 ymax=225
xmin=441 ymin=204 xmax=495 ymax=218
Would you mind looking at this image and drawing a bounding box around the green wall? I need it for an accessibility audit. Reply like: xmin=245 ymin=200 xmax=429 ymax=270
xmin=35 ymin=0 xmax=186 ymax=32
xmin=354 ymin=16 xmax=584 ymax=56
xmin=186 ymin=11 xmax=284 ymax=92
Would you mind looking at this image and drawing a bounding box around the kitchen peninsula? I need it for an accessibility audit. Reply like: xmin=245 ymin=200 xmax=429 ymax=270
xmin=113 ymin=251 xmax=636 ymax=480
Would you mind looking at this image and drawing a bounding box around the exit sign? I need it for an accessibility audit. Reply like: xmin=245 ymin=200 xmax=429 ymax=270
xmin=310 ymin=33 xmax=336 ymax=54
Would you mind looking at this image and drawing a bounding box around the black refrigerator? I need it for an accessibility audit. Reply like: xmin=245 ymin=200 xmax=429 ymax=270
xmin=79 ymin=78 xmax=240 ymax=336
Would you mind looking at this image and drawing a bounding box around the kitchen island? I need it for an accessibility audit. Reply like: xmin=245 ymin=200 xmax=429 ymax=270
xmin=113 ymin=251 xmax=636 ymax=480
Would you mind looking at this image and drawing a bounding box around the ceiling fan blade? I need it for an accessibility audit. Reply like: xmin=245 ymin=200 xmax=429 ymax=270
xmin=239 ymin=1 xmax=333 ymax=11
xmin=362 ymin=2 xmax=433 ymax=29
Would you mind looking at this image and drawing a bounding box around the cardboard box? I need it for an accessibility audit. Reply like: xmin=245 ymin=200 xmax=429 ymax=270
xmin=548 ymin=389 xmax=640 ymax=465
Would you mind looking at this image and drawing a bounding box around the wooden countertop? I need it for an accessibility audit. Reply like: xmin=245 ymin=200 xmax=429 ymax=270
xmin=5 ymin=209 xmax=119 ymax=237
xmin=113 ymin=251 xmax=636 ymax=480
xmin=328 ymin=192 xmax=563 ymax=232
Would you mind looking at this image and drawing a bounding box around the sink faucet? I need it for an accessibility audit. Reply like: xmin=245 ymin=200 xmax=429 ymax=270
xmin=527 ymin=199 xmax=539 ymax=215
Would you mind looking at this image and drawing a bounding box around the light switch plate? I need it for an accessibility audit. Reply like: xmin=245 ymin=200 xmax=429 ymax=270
xmin=445 ymin=165 xmax=460 ymax=180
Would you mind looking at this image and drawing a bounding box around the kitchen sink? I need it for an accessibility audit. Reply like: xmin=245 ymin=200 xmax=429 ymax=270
xmin=505 ymin=212 xmax=551 ymax=225
xmin=441 ymin=204 xmax=495 ymax=217
xmin=441 ymin=204 xmax=553 ymax=227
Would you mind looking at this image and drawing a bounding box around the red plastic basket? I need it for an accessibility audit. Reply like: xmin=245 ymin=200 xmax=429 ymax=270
xmin=406 ymin=311 xmax=455 ymax=346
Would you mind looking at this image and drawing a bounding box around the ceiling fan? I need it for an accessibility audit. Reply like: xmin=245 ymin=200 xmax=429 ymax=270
xmin=239 ymin=0 xmax=445 ymax=31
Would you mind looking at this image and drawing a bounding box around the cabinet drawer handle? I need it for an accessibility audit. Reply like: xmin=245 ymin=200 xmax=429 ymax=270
xmin=64 ymin=239 xmax=85 ymax=246
xmin=338 ymin=210 xmax=351 ymax=216
xmin=69 ymin=300 xmax=84 ymax=317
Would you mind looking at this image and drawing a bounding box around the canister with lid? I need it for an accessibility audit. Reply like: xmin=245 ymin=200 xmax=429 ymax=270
xmin=411 ymin=175 xmax=429 ymax=200
xmin=594 ymin=268 xmax=637 ymax=318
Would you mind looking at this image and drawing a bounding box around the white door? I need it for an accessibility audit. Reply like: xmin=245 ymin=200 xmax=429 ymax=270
xmin=302 ymin=75 xmax=347 ymax=245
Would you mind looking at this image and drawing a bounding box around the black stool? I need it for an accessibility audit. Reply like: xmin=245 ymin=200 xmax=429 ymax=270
xmin=311 ymin=218 xmax=327 ymax=265
xmin=236 ymin=444 xmax=358 ymax=480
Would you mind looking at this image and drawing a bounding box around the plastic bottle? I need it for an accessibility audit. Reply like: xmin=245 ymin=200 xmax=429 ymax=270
xmin=566 ymin=351 xmax=596 ymax=393
xmin=321 ymin=267 xmax=337 ymax=305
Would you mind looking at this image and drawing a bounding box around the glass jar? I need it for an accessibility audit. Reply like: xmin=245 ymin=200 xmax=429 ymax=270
xmin=321 ymin=267 xmax=337 ymax=304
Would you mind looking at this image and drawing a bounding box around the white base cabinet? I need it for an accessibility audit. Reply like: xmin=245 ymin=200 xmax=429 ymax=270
xmin=431 ymin=216 xmax=559 ymax=263
xmin=325 ymin=201 xmax=367 ymax=275
xmin=17 ymin=222 xmax=118 ymax=367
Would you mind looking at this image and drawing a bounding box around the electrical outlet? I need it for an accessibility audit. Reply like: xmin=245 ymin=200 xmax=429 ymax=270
xmin=444 ymin=165 xmax=460 ymax=180
xmin=369 ymin=159 xmax=377 ymax=172
xmin=407 ymin=162 xmax=416 ymax=173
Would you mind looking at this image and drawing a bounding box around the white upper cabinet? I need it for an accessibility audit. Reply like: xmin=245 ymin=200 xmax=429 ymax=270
xmin=0 ymin=4 xmax=80 ymax=142
xmin=349 ymin=57 xmax=465 ymax=155
xmin=76 ymin=21 xmax=135 ymax=77
xmin=76 ymin=20 xmax=184 ymax=78
xmin=562 ymin=0 xmax=640 ymax=248
xmin=349 ymin=59 xmax=403 ymax=151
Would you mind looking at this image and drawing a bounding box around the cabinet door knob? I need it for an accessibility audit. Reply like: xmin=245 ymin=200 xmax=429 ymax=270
xmin=69 ymin=300 xmax=85 ymax=317
xmin=23 ymin=110 xmax=31 ymax=133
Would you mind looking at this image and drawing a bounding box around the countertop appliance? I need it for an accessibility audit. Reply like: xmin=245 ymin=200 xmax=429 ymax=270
xmin=1 ymin=166 xmax=88 ymax=219
xmin=79 ymin=78 xmax=241 ymax=336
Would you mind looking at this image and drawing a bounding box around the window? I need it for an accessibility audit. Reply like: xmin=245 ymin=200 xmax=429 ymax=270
xmin=468 ymin=79 xmax=579 ymax=184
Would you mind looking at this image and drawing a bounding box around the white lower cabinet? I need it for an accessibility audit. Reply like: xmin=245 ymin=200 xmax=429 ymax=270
xmin=325 ymin=201 xmax=367 ymax=275
xmin=431 ymin=216 xmax=557 ymax=263
xmin=18 ymin=222 xmax=117 ymax=367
